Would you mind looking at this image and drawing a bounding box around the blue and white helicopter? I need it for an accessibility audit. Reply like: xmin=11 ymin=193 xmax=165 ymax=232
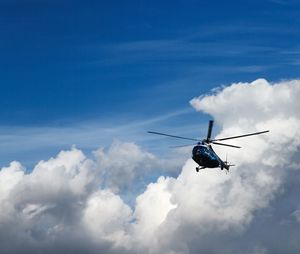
xmin=148 ymin=120 xmax=269 ymax=172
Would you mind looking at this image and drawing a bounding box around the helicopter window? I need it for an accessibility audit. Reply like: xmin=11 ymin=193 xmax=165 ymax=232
xmin=193 ymin=146 xmax=207 ymax=155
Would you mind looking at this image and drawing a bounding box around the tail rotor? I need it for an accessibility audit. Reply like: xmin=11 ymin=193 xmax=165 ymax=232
xmin=223 ymin=153 xmax=235 ymax=172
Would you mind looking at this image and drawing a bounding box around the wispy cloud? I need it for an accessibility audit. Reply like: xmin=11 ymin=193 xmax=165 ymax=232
xmin=93 ymin=39 xmax=276 ymax=67
xmin=0 ymin=108 xmax=195 ymax=168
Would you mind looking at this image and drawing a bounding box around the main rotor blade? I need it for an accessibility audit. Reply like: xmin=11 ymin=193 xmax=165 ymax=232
xmin=211 ymin=130 xmax=269 ymax=142
xmin=211 ymin=141 xmax=241 ymax=148
xmin=170 ymin=143 xmax=197 ymax=148
xmin=148 ymin=131 xmax=200 ymax=142
xmin=206 ymin=120 xmax=214 ymax=140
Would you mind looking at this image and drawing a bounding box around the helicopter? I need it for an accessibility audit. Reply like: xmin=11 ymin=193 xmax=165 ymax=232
xmin=148 ymin=120 xmax=269 ymax=172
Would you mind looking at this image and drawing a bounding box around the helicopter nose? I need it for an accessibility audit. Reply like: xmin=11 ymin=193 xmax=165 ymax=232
xmin=192 ymin=147 xmax=202 ymax=157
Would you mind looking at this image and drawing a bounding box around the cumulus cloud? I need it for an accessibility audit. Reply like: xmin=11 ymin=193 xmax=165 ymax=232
xmin=83 ymin=189 xmax=132 ymax=245
xmin=93 ymin=140 xmax=188 ymax=194
xmin=93 ymin=140 xmax=157 ymax=193
xmin=0 ymin=78 xmax=300 ymax=254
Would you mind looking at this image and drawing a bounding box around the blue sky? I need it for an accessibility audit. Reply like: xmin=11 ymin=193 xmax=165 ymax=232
xmin=1 ymin=2 xmax=300 ymax=254
xmin=1 ymin=0 xmax=300 ymax=166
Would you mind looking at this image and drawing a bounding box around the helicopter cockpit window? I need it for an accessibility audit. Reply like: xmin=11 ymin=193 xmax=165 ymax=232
xmin=193 ymin=146 xmax=207 ymax=155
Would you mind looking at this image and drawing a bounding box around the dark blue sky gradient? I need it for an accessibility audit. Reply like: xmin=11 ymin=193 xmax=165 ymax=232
xmin=1 ymin=0 xmax=300 ymax=126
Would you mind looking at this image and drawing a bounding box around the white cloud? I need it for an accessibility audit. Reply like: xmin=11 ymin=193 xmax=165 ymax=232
xmin=0 ymin=161 xmax=24 ymax=202
xmin=190 ymin=78 xmax=300 ymax=124
xmin=132 ymin=176 xmax=177 ymax=249
xmin=93 ymin=140 xmax=188 ymax=193
xmin=132 ymin=78 xmax=300 ymax=253
xmin=0 ymin=79 xmax=300 ymax=253
xmin=93 ymin=140 xmax=157 ymax=193
xmin=191 ymin=79 xmax=300 ymax=166
xmin=82 ymin=189 xmax=132 ymax=246
xmin=292 ymin=208 xmax=300 ymax=223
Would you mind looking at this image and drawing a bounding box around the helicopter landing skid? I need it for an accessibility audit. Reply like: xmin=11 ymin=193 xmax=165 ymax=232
xmin=196 ymin=166 xmax=205 ymax=172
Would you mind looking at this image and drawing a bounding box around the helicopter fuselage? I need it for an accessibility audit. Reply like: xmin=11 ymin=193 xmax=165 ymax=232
xmin=192 ymin=144 xmax=227 ymax=170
